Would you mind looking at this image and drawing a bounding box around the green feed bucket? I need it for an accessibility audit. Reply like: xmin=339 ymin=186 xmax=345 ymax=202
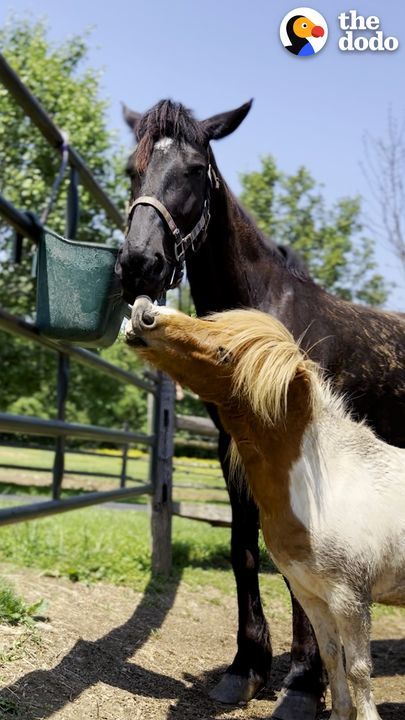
xmin=36 ymin=229 xmax=127 ymax=348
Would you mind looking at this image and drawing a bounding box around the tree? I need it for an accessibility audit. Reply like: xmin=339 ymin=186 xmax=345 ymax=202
xmin=0 ymin=18 xmax=147 ymax=434
xmin=362 ymin=111 xmax=405 ymax=276
xmin=0 ymin=18 xmax=127 ymax=316
xmin=240 ymin=155 xmax=388 ymax=305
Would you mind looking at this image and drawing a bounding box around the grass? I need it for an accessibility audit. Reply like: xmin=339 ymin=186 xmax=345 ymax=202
xmin=0 ymin=496 xmax=284 ymax=602
xmin=0 ymin=582 xmax=43 ymax=626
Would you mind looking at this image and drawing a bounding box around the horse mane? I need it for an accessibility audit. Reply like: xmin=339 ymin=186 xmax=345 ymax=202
xmin=135 ymin=100 xmax=206 ymax=172
xmin=231 ymin=195 xmax=311 ymax=282
xmin=276 ymin=244 xmax=311 ymax=281
xmin=211 ymin=309 xmax=317 ymax=426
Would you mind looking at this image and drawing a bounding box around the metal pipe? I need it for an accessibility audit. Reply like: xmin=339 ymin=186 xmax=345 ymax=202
xmin=0 ymin=194 xmax=42 ymax=242
xmin=0 ymin=413 xmax=154 ymax=446
xmin=53 ymin=353 xmax=69 ymax=499
xmin=0 ymin=485 xmax=152 ymax=526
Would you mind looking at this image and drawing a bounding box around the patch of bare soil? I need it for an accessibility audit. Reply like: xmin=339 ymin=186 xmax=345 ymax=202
xmin=0 ymin=566 xmax=403 ymax=719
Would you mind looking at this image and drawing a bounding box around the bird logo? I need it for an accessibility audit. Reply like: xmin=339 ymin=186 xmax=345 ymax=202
xmin=280 ymin=8 xmax=328 ymax=56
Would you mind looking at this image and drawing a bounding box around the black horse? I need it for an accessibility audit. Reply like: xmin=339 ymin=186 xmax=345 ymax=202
xmin=115 ymin=99 xmax=405 ymax=720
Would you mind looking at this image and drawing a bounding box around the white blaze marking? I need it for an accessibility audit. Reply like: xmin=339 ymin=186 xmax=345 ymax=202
xmin=154 ymin=137 xmax=174 ymax=152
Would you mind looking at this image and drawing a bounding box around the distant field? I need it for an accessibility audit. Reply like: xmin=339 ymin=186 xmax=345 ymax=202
xmin=0 ymin=445 xmax=227 ymax=505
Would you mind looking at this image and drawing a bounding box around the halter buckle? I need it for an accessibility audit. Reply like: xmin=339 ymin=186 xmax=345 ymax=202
xmin=174 ymin=237 xmax=186 ymax=263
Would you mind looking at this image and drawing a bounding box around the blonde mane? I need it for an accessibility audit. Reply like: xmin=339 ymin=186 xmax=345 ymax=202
xmin=211 ymin=309 xmax=318 ymax=426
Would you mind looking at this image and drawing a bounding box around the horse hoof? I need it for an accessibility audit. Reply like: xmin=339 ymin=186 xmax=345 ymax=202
xmin=209 ymin=672 xmax=265 ymax=705
xmin=272 ymin=689 xmax=319 ymax=720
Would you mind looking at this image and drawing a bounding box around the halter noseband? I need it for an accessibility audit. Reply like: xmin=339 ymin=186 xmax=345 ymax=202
xmin=126 ymin=163 xmax=220 ymax=289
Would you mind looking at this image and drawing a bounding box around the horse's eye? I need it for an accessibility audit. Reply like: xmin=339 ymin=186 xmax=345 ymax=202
xmin=185 ymin=166 xmax=204 ymax=178
xmin=217 ymin=346 xmax=232 ymax=364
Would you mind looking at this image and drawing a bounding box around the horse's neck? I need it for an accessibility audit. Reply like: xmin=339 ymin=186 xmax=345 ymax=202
xmin=220 ymin=375 xmax=317 ymax=517
xmin=221 ymin=380 xmax=356 ymax=567
xmin=186 ymin=184 xmax=284 ymax=315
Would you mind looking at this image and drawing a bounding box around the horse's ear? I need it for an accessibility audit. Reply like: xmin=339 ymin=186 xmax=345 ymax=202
xmin=201 ymin=100 xmax=253 ymax=141
xmin=122 ymin=103 xmax=142 ymax=135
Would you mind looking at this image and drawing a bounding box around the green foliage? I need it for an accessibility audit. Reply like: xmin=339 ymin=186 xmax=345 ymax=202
xmin=0 ymin=19 xmax=148 ymax=434
xmin=240 ymin=156 xmax=388 ymax=306
xmin=0 ymin=331 xmax=148 ymax=433
xmin=0 ymin=18 xmax=127 ymax=316
xmin=67 ymin=338 xmax=148 ymax=431
xmin=0 ymin=580 xmax=44 ymax=626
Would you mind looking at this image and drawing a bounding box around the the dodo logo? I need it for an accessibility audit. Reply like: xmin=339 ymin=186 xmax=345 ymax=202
xmin=280 ymin=8 xmax=328 ymax=57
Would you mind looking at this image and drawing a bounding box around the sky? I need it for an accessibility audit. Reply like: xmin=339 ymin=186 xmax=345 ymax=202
xmin=1 ymin=0 xmax=404 ymax=308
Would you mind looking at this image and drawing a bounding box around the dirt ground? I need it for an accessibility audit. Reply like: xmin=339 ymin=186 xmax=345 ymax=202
xmin=0 ymin=566 xmax=404 ymax=720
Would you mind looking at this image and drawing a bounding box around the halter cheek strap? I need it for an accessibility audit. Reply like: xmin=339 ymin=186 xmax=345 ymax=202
xmin=126 ymin=163 xmax=220 ymax=287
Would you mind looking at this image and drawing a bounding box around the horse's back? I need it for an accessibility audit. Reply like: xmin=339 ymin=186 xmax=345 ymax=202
xmin=275 ymin=283 xmax=405 ymax=447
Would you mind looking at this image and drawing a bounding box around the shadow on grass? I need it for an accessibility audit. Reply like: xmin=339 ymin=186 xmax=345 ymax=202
xmin=0 ymin=623 xmax=288 ymax=720
xmin=319 ymin=702 xmax=405 ymax=720
xmin=172 ymin=539 xmax=277 ymax=574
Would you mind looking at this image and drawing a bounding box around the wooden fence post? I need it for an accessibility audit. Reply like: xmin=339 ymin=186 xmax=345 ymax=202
xmin=120 ymin=421 xmax=129 ymax=488
xmin=150 ymin=371 xmax=175 ymax=576
xmin=52 ymin=352 xmax=69 ymax=500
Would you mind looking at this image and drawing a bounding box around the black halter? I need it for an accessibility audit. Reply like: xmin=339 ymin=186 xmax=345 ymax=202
xmin=126 ymin=163 xmax=220 ymax=289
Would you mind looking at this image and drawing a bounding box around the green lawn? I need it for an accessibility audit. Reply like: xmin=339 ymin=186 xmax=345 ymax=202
xmin=0 ymin=445 xmax=227 ymax=504
xmin=0 ymin=498 xmax=281 ymax=600
xmin=0 ymin=445 xmax=149 ymax=482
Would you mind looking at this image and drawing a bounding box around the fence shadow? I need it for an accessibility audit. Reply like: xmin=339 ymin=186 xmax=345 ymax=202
xmin=0 ymin=578 xmax=403 ymax=720
xmin=0 ymin=572 xmax=184 ymax=719
xmin=371 ymin=637 xmax=405 ymax=677
xmin=0 ymin=570 xmax=286 ymax=720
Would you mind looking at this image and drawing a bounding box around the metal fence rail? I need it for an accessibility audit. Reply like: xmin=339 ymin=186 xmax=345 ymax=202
xmin=0 ymin=485 xmax=152 ymax=526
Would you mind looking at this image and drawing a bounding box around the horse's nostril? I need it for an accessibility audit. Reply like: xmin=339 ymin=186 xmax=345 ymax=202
xmin=141 ymin=311 xmax=156 ymax=328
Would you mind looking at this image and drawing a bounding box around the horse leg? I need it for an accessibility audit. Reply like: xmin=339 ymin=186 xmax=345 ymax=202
xmin=209 ymin=428 xmax=272 ymax=704
xmin=272 ymin=583 xmax=326 ymax=720
xmin=283 ymin=586 xmax=355 ymax=720
xmin=335 ymin=602 xmax=382 ymax=720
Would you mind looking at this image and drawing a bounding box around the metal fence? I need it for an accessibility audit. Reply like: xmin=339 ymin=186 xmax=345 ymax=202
xmin=0 ymin=51 xmax=175 ymax=575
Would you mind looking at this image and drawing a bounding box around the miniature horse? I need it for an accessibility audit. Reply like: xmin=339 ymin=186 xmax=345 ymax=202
xmin=116 ymin=99 xmax=405 ymax=719
xmin=126 ymin=297 xmax=405 ymax=720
